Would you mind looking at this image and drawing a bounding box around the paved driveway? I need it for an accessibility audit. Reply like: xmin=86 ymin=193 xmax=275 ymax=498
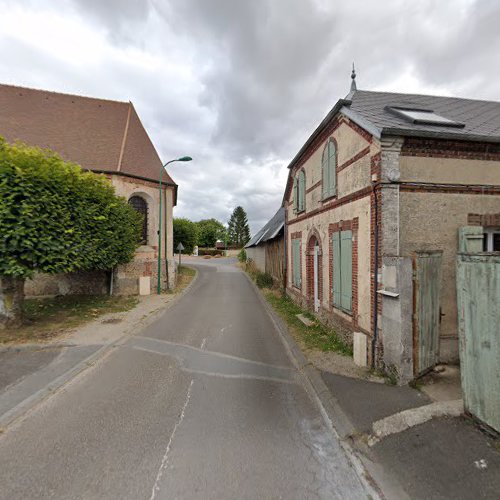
xmin=0 ymin=259 xmax=368 ymax=499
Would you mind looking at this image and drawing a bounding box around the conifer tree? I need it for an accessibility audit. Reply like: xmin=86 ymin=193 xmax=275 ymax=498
xmin=227 ymin=206 xmax=251 ymax=247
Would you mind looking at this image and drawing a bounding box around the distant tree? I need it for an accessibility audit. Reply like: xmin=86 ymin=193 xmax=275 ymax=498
xmin=196 ymin=218 xmax=227 ymax=248
xmin=227 ymin=206 xmax=251 ymax=247
xmin=173 ymin=218 xmax=198 ymax=255
xmin=0 ymin=138 xmax=141 ymax=328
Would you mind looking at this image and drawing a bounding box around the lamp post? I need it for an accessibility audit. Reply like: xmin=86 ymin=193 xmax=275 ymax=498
xmin=157 ymin=156 xmax=192 ymax=294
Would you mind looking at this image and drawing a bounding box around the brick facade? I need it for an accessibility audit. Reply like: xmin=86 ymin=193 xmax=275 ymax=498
xmin=468 ymin=213 xmax=500 ymax=227
xmin=401 ymin=137 xmax=500 ymax=161
xmin=305 ymin=231 xmax=323 ymax=307
xmin=285 ymin=115 xmax=374 ymax=354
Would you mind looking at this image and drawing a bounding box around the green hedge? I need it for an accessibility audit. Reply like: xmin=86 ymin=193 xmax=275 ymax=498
xmin=198 ymin=248 xmax=224 ymax=256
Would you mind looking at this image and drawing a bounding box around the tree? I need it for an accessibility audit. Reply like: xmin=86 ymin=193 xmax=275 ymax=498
xmin=173 ymin=218 xmax=198 ymax=255
xmin=0 ymin=138 xmax=142 ymax=328
xmin=227 ymin=206 xmax=251 ymax=247
xmin=196 ymin=218 xmax=226 ymax=248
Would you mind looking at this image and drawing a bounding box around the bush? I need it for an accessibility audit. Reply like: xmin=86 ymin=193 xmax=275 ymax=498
xmin=198 ymin=248 xmax=223 ymax=256
xmin=256 ymin=272 xmax=273 ymax=289
xmin=0 ymin=137 xmax=141 ymax=327
xmin=173 ymin=218 xmax=198 ymax=255
xmin=237 ymin=248 xmax=247 ymax=263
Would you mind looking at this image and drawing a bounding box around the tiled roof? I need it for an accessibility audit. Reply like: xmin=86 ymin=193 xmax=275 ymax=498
xmin=0 ymin=83 xmax=176 ymax=186
xmin=245 ymin=207 xmax=285 ymax=248
xmin=347 ymin=90 xmax=500 ymax=141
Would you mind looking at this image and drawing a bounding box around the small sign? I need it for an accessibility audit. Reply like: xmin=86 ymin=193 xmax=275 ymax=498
xmin=177 ymin=242 xmax=185 ymax=251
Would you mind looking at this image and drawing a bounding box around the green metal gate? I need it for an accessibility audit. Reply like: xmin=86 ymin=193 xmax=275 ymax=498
xmin=413 ymin=251 xmax=443 ymax=376
xmin=457 ymin=253 xmax=500 ymax=433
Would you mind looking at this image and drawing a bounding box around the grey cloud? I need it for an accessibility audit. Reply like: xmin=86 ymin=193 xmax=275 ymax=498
xmin=159 ymin=0 xmax=340 ymax=161
xmin=69 ymin=0 xmax=153 ymax=43
xmin=2 ymin=0 xmax=500 ymax=237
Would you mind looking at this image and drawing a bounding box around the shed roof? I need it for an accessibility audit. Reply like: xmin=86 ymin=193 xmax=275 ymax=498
xmin=0 ymin=83 xmax=176 ymax=189
xmin=245 ymin=207 xmax=285 ymax=248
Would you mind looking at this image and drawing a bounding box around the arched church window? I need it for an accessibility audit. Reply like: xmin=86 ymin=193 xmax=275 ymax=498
xmin=128 ymin=195 xmax=148 ymax=244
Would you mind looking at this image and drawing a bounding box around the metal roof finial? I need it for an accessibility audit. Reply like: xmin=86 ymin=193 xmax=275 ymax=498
xmin=350 ymin=62 xmax=357 ymax=92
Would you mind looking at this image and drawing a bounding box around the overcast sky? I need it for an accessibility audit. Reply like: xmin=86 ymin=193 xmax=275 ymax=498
xmin=0 ymin=0 xmax=498 ymax=234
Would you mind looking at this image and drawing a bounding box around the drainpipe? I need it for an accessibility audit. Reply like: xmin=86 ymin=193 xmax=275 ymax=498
xmin=283 ymin=207 xmax=288 ymax=291
xmin=371 ymin=181 xmax=380 ymax=368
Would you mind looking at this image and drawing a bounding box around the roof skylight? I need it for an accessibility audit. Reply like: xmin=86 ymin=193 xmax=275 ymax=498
xmin=386 ymin=107 xmax=465 ymax=127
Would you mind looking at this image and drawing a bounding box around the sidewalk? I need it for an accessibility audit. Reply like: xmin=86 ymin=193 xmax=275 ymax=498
xmin=320 ymin=370 xmax=500 ymax=500
xmin=0 ymin=272 xmax=198 ymax=430
xmin=254 ymin=281 xmax=500 ymax=500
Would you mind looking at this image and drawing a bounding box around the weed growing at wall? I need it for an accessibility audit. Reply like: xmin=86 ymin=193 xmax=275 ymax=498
xmin=264 ymin=291 xmax=352 ymax=356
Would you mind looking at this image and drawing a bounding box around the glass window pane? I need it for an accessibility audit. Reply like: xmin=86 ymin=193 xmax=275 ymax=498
xmin=493 ymin=233 xmax=500 ymax=251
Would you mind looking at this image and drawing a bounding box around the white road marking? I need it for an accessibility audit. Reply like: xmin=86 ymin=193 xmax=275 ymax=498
xmin=149 ymin=379 xmax=194 ymax=500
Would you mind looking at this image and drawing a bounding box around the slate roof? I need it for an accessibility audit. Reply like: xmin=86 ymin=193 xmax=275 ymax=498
xmin=0 ymin=83 xmax=176 ymax=188
xmin=287 ymin=89 xmax=500 ymax=176
xmin=245 ymin=207 xmax=285 ymax=248
xmin=346 ymin=90 xmax=500 ymax=142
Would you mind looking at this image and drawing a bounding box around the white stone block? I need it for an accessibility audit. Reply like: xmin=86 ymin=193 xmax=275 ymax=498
xmin=139 ymin=276 xmax=151 ymax=295
xmin=353 ymin=331 xmax=368 ymax=367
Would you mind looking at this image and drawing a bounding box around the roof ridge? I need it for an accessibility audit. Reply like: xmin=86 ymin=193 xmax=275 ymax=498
xmin=0 ymin=82 xmax=130 ymax=105
xmin=117 ymin=102 xmax=132 ymax=171
xmin=357 ymin=89 xmax=500 ymax=105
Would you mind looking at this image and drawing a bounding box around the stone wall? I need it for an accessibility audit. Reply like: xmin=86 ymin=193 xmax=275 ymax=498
xmin=25 ymin=270 xmax=109 ymax=297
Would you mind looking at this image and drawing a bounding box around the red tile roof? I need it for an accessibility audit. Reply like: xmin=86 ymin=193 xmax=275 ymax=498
xmin=0 ymin=83 xmax=177 ymax=188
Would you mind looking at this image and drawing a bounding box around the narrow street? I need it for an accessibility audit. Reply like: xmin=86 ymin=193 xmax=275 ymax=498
xmin=0 ymin=259 xmax=369 ymax=500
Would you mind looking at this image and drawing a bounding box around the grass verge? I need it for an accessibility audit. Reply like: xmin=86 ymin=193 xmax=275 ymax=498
xmin=0 ymin=295 xmax=138 ymax=344
xmin=169 ymin=265 xmax=196 ymax=295
xmin=263 ymin=289 xmax=352 ymax=356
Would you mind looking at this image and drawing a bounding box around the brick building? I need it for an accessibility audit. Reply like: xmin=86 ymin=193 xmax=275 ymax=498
xmin=0 ymin=83 xmax=177 ymax=295
xmin=284 ymin=74 xmax=500 ymax=382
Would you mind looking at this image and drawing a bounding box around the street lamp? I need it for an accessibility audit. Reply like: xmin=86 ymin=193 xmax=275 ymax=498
xmin=157 ymin=156 xmax=192 ymax=294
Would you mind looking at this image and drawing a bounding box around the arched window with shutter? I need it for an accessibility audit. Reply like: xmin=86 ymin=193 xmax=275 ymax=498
xmin=128 ymin=195 xmax=148 ymax=244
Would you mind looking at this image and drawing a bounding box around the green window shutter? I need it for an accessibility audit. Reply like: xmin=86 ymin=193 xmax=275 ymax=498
xmin=298 ymin=171 xmax=305 ymax=211
xmin=340 ymin=230 xmax=352 ymax=312
xmin=293 ymin=177 xmax=298 ymax=212
xmin=329 ymin=140 xmax=337 ymax=196
xmin=332 ymin=232 xmax=341 ymax=307
xmin=292 ymin=238 xmax=301 ymax=287
xmin=322 ymin=145 xmax=329 ymax=199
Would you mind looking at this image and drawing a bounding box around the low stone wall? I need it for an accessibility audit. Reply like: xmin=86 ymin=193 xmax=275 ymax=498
xmin=113 ymin=258 xmax=174 ymax=295
xmin=25 ymin=249 xmax=177 ymax=297
xmin=25 ymin=270 xmax=108 ymax=297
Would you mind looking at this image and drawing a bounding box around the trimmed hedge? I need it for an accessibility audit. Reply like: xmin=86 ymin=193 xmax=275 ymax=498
xmin=198 ymin=248 xmax=224 ymax=256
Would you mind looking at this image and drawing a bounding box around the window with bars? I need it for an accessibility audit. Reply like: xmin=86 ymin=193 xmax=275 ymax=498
xmin=322 ymin=138 xmax=337 ymax=199
xmin=332 ymin=230 xmax=352 ymax=312
xmin=128 ymin=195 xmax=148 ymax=244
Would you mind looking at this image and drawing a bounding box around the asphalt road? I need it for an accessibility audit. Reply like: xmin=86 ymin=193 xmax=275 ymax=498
xmin=0 ymin=259 xmax=368 ymax=499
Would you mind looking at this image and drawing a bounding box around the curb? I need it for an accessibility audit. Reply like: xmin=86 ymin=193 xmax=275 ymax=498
xmin=0 ymin=268 xmax=199 ymax=429
xmin=369 ymin=399 xmax=464 ymax=445
xmin=243 ymin=273 xmax=384 ymax=500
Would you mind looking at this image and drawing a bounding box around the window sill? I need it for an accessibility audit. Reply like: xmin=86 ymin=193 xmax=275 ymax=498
xmin=332 ymin=305 xmax=352 ymax=317
xmin=321 ymin=193 xmax=337 ymax=204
